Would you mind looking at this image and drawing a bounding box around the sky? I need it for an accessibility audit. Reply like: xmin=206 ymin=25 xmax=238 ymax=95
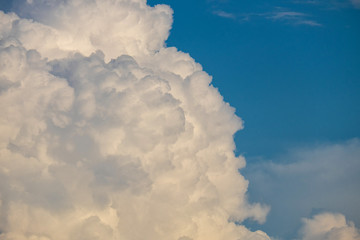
xmin=146 ymin=0 xmax=360 ymax=238
xmin=0 ymin=0 xmax=359 ymax=240
xmin=147 ymin=0 xmax=360 ymax=159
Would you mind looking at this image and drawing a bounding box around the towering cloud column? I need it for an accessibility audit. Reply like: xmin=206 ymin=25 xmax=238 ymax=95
xmin=0 ymin=0 xmax=269 ymax=239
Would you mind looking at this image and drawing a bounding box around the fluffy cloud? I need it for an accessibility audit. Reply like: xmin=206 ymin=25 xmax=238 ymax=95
xmin=301 ymin=213 xmax=360 ymax=240
xmin=9 ymin=0 xmax=173 ymax=61
xmin=0 ymin=0 xmax=269 ymax=239
xmin=244 ymin=139 xmax=360 ymax=238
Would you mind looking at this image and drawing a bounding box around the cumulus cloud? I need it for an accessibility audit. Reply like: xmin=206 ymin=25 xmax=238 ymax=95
xmin=301 ymin=212 xmax=360 ymax=240
xmin=244 ymin=139 xmax=360 ymax=238
xmin=0 ymin=0 xmax=269 ymax=239
xmin=10 ymin=0 xmax=173 ymax=61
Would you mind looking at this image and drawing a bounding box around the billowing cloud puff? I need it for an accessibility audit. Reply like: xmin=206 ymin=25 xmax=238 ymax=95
xmin=244 ymin=139 xmax=360 ymax=238
xmin=301 ymin=213 xmax=360 ymax=240
xmin=8 ymin=0 xmax=173 ymax=61
xmin=0 ymin=0 xmax=269 ymax=239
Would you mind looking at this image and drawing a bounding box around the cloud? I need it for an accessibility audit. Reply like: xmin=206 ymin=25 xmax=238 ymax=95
xmin=0 ymin=0 xmax=270 ymax=239
xmin=351 ymin=0 xmax=360 ymax=8
xmin=291 ymin=0 xmax=321 ymax=5
xmin=293 ymin=0 xmax=360 ymax=9
xmin=212 ymin=10 xmax=236 ymax=19
xmin=300 ymin=213 xmax=360 ymax=240
xmin=268 ymin=10 xmax=322 ymax=26
xmin=244 ymin=139 xmax=360 ymax=238
xmin=270 ymin=11 xmax=306 ymax=19
xmin=9 ymin=0 xmax=173 ymax=61
xmin=296 ymin=20 xmax=323 ymax=26
xmin=213 ymin=8 xmax=322 ymax=26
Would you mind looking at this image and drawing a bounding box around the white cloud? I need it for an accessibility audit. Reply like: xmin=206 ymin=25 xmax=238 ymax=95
xmin=0 ymin=0 xmax=270 ymax=239
xmin=301 ymin=213 xmax=360 ymax=240
xmin=292 ymin=0 xmax=360 ymax=9
xmin=9 ymin=0 xmax=173 ymax=61
xmin=213 ymin=10 xmax=236 ymax=19
xmin=268 ymin=10 xmax=322 ymax=26
xmin=244 ymin=139 xmax=360 ymax=238
xmin=229 ymin=9 xmax=322 ymax=27
xmin=270 ymin=11 xmax=306 ymax=19
xmin=296 ymin=20 xmax=323 ymax=26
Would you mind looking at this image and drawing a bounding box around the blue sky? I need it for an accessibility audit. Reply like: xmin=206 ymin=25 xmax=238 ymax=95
xmin=146 ymin=0 xmax=360 ymax=159
xmin=1 ymin=0 xmax=359 ymax=239
xmin=146 ymin=0 xmax=360 ymax=238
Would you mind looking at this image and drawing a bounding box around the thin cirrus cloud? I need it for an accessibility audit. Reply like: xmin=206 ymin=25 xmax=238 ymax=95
xmin=0 ymin=0 xmax=271 ymax=239
xmin=267 ymin=10 xmax=322 ymax=26
xmin=351 ymin=0 xmax=360 ymax=8
xmin=293 ymin=0 xmax=360 ymax=9
xmin=270 ymin=11 xmax=306 ymax=19
xmin=212 ymin=10 xmax=236 ymax=19
xmin=211 ymin=8 xmax=322 ymax=26
xmin=211 ymin=0 xmax=360 ymax=25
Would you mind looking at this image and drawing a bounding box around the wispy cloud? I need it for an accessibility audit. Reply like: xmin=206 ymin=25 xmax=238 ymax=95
xmin=211 ymin=8 xmax=322 ymax=27
xmin=267 ymin=10 xmax=322 ymax=26
xmin=293 ymin=0 xmax=360 ymax=9
xmin=270 ymin=11 xmax=306 ymax=19
xmin=212 ymin=10 xmax=236 ymax=19
xmin=296 ymin=20 xmax=323 ymax=26
xmin=291 ymin=0 xmax=322 ymax=5
xmin=351 ymin=0 xmax=360 ymax=8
